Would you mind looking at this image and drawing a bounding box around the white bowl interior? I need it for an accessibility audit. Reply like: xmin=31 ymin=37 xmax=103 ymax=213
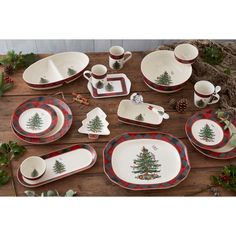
xmin=109 ymin=46 xmax=124 ymax=56
xmin=23 ymin=52 xmax=89 ymax=85
xmin=141 ymin=50 xmax=192 ymax=86
xmin=175 ymin=43 xmax=198 ymax=60
xmin=194 ymin=80 xmax=214 ymax=95
xmin=20 ymin=156 xmax=46 ymax=179
xmin=91 ymin=64 xmax=107 ymax=76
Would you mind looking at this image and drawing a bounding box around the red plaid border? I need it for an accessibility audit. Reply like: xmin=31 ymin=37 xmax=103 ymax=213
xmin=185 ymin=109 xmax=231 ymax=150
xmin=12 ymin=102 xmax=58 ymax=138
xmin=17 ymin=144 xmax=97 ymax=188
xmin=103 ymin=132 xmax=190 ymax=191
xmin=11 ymin=96 xmax=73 ymax=144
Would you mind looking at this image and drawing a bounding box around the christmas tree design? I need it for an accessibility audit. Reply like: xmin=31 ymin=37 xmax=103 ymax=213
xmin=87 ymin=115 xmax=104 ymax=133
xmin=96 ymin=80 xmax=104 ymax=89
xmin=112 ymin=61 xmax=121 ymax=70
xmin=53 ymin=160 xmax=66 ymax=174
xmin=155 ymin=71 xmax=172 ymax=86
xmin=31 ymin=169 xmax=39 ymax=178
xmin=199 ymin=124 xmax=215 ymax=142
xmin=196 ymin=99 xmax=205 ymax=108
xmin=135 ymin=113 xmax=144 ymax=121
xmin=131 ymin=146 xmax=161 ymax=180
xmin=40 ymin=77 xmax=49 ymax=83
xmin=26 ymin=112 xmax=43 ymax=130
xmin=105 ymin=82 xmax=114 ymax=92
xmin=67 ymin=68 xmax=77 ymax=76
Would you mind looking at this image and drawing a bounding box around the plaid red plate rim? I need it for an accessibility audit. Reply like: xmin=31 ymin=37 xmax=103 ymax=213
xmin=103 ymin=132 xmax=190 ymax=191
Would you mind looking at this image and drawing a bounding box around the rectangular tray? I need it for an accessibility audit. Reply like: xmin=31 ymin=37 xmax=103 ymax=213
xmin=17 ymin=144 xmax=97 ymax=188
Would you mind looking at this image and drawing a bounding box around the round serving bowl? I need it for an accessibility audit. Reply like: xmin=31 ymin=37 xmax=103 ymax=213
xmin=174 ymin=43 xmax=199 ymax=64
xmin=20 ymin=156 xmax=46 ymax=180
xmin=141 ymin=50 xmax=192 ymax=93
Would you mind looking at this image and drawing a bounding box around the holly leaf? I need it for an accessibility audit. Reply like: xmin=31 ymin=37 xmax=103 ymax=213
xmin=0 ymin=143 xmax=11 ymax=154
xmin=8 ymin=141 xmax=26 ymax=158
xmin=0 ymin=153 xmax=10 ymax=166
xmin=0 ymin=170 xmax=10 ymax=186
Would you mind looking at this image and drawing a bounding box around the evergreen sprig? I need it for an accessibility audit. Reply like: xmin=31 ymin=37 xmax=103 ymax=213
xmin=0 ymin=72 xmax=14 ymax=97
xmin=202 ymin=46 xmax=223 ymax=65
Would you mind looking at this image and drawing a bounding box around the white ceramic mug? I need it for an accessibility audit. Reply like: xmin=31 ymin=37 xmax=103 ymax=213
xmin=109 ymin=46 xmax=132 ymax=70
xmin=83 ymin=64 xmax=107 ymax=89
xmin=194 ymin=80 xmax=221 ymax=108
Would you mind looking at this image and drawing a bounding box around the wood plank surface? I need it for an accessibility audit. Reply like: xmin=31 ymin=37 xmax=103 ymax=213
xmin=0 ymin=52 xmax=234 ymax=196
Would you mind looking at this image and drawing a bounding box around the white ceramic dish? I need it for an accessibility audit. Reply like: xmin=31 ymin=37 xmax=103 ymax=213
xmin=174 ymin=43 xmax=199 ymax=64
xmin=23 ymin=52 xmax=89 ymax=90
xmin=20 ymin=156 xmax=46 ymax=180
xmin=78 ymin=107 xmax=110 ymax=136
xmin=87 ymin=73 xmax=131 ymax=98
xmin=17 ymin=144 xmax=97 ymax=187
xmin=141 ymin=50 xmax=192 ymax=93
xmin=117 ymin=100 xmax=169 ymax=129
xmin=103 ymin=132 xmax=190 ymax=190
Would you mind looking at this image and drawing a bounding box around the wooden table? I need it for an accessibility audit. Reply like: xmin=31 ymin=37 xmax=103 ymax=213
xmin=0 ymin=52 xmax=235 ymax=196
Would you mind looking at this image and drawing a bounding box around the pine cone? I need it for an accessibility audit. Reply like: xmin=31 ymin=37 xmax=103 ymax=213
xmin=4 ymin=64 xmax=14 ymax=75
xmin=176 ymin=98 xmax=188 ymax=113
xmin=169 ymin=98 xmax=177 ymax=108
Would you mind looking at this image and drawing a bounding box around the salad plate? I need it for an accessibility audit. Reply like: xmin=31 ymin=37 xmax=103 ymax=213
xmin=12 ymin=102 xmax=58 ymax=138
xmin=87 ymin=73 xmax=131 ymax=98
xmin=117 ymin=100 xmax=169 ymax=129
xmin=185 ymin=109 xmax=231 ymax=150
xmin=17 ymin=144 xmax=97 ymax=188
xmin=103 ymin=132 xmax=190 ymax=190
xmin=141 ymin=50 xmax=192 ymax=93
xmin=11 ymin=96 xmax=72 ymax=144
xmin=23 ymin=52 xmax=89 ymax=90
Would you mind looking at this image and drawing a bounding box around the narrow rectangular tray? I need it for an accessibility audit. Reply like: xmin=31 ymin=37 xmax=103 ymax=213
xmin=17 ymin=144 xmax=97 ymax=188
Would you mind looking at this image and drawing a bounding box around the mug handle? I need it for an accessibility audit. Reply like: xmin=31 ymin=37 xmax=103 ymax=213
xmin=208 ymin=93 xmax=220 ymax=104
xmin=123 ymin=51 xmax=132 ymax=64
xmin=83 ymin=70 xmax=92 ymax=82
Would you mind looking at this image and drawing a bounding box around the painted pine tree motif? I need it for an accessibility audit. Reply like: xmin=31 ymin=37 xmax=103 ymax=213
xmin=53 ymin=160 xmax=66 ymax=174
xmin=87 ymin=115 xmax=104 ymax=133
xmin=199 ymin=124 xmax=215 ymax=142
xmin=131 ymin=146 xmax=161 ymax=180
xmin=31 ymin=169 xmax=39 ymax=178
xmin=67 ymin=68 xmax=77 ymax=76
xmin=26 ymin=112 xmax=43 ymax=130
xmin=155 ymin=71 xmax=172 ymax=86
xmin=112 ymin=61 xmax=121 ymax=70
xmin=105 ymin=82 xmax=114 ymax=92
xmin=135 ymin=113 xmax=144 ymax=121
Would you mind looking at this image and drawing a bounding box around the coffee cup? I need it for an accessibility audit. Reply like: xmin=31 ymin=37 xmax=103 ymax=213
xmin=194 ymin=80 xmax=221 ymax=108
xmin=109 ymin=46 xmax=132 ymax=70
xmin=83 ymin=64 xmax=107 ymax=89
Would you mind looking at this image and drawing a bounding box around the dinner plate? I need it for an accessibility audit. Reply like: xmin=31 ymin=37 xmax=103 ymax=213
xmin=185 ymin=109 xmax=231 ymax=150
xmin=23 ymin=52 xmax=89 ymax=90
xmin=141 ymin=50 xmax=192 ymax=93
xmin=12 ymin=96 xmax=72 ymax=144
xmin=103 ymin=132 xmax=190 ymax=190
xmin=188 ymin=117 xmax=236 ymax=159
xmin=12 ymin=102 xmax=58 ymax=138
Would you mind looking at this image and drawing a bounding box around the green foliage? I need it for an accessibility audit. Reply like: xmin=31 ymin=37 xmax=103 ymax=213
xmin=105 ymin=82 xmax=114 ymax=92
xmin=53 ymin=160 xmax=66 ymax=174
xmin=0 ymin=170 xmax=10 ymax=186
xmin=215 ymin=109 xmax=234 ymax=130
xmin=224 ymin=68 xmax=231 ymax=75
xmin=24 ymin=189 xmax=77 ymax=197
xmin=202 ymin=46 xmax=223 ymax=65
xmin=67 ymin=68 xmax=77 ymax=76
xmin=0 ymin=50 xmax=38 ymax=74
xmin=0 ymin=72 xmax=14 ymax=97
xmin=87 ymin=115 xmax=104 ymax=133
xmin=131 ymin=146 xmax=161 ymax=180
xmin=199 ymin=124 xmax=215 ymax=142
xmin=155 ymin=71 xmax=172 ymax=86
xmin=212 ymin=165 xmax=236 ymax=192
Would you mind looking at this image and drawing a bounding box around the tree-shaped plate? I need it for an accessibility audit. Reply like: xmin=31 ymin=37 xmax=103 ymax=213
xmin=11 ymin=96 xmax=72 ymax=144
xmin=17 ymin=144 xmax=97 ymax=188
xmin=103 ymin=132 xmax=190 ymax=190
xmin=185 ymin=109 xmax=231 ymax=150
xmin=12 ymin=102 xmax=58 ymax=138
